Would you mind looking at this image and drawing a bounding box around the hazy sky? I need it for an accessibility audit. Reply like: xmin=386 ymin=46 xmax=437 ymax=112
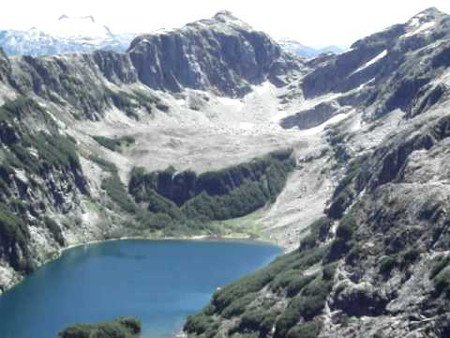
xmin=2 ymin=0 xmax=450 ymax=47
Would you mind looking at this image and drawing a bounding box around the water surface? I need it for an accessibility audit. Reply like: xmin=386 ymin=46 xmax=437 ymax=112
xmin=0 ymin=239 xmax=281 ymax=338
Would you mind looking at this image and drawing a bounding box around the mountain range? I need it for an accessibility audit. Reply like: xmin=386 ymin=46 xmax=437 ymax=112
xmin=0 ymin=15 xmax=135 ymax=56
xmin=278 ymin=39 xmax=345 ymax=58
xmin=0 ymin=14 xmax=340 ymax=60
xmin=0 ymin=7 xmax=448 ymax=338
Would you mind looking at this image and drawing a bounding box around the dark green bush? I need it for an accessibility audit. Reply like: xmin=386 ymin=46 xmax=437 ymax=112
xmin=400 ymin=249 xmax=421 ymax=269
xmin=102 ymin=173 xmax=138 ymax=214
xmin=89 ymin=155 xmax=118 ymax=173
xmin=58 ymin=317 xmax=141 ymax=338
xmin=430 ymin=255 xmax=450 ymax=278
xmin=237 ymin=308 xmax=279 ymax=335
xmin=222 ymin=292 xmax=257 ymax=318
xmin=93 ymin=135 xmax=135 ymax=152
xmin=274 ymin=275 xmax=332 ymax=337
xmin=44 ymin=216 xmax=64 ymax=245
xmin=184 ymin=313 xmax=218 ymax=335
xmin=379 ymin=255 xmax=397 ymax=275
xmin=300 ymin=217 xmax=332 ymax=250
xmin=286 ymin=322 xmax=321 ymax=338
xmin=128 ymin=149 xmax=295 ymax=222
xmin=286 ymin=274 xmax=317 ymax=297
xmin=326 ymin=210 xmax=358 ymax=262
xmin=433 ymin=266 xmax=450 ymax=296
xmin=322 ymin=262 xmax=338 ymax=280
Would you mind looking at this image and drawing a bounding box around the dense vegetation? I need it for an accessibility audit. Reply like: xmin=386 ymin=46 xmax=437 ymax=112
xmin=184 ymin=247 xmax=334 ymax=337
xmin=184 ymin=217 xmax=337 ymax=338
xmin=106 ymin=88 xmax=169 ymax=119
xmin=93 ymin=135 xmax=135 ymax=152
xmin=58 ymin=317 xmax=141 ymax=338
xmin=0 ymin=98 xmax=86 ymax=275
xmin=128 ymin=149 xmax=295 ymax=224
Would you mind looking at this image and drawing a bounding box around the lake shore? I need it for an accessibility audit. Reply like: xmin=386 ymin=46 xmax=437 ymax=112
xmin=0 ymin=230 xmax=284 ymax=295
xmin=0 ymin=237 xmax=282 ymax=338
xmin=60 ymin=233 xmax=285 ymax=255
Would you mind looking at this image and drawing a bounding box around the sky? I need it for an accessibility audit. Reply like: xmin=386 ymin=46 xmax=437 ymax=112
xmin=1 ymin=0 xmax=450 ymax=47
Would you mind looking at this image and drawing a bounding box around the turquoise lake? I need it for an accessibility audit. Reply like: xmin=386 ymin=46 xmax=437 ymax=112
xmin=0 ymin=239 xmax=281 ymax=338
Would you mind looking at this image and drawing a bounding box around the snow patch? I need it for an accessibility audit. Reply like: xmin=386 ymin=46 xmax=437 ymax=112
xmin=404 ymin=21 xmax=436 ymax=37
xmin=351 ymin=50 xmax=387 ymax=75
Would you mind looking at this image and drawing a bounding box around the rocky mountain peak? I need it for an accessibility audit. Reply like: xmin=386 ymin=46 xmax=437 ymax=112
xmin=181 ymin=10 xmax=253 ymax=34
xmin=412 ymin=6 xmax=445 ymax=19
xmin=404 ymin=7 xmax=448 ymax=34
xmin=213 ymin=10 xmax=237 ymax=20
xmin=127 ymin=12 xmax=302 ymax=96
xmin=212 ymin=10 xmax=249 ymax=27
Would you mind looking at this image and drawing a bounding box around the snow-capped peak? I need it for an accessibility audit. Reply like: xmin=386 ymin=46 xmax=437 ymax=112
xmin=0 ymin=14 xmax=138 ymax=56
xmin=403 ymin=8 xmax=443 ymax=38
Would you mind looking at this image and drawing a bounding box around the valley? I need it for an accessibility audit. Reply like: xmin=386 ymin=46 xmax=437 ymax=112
xmin=0 ymin=6 xmax=448 ymax=338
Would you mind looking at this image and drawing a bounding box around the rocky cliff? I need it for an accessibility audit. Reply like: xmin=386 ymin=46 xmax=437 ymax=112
xmin=184 ymin=8 xmax=450 ymax=338
xmin=127 ymin=11 xmax=301 ymax=96
xmin=0 ymin=7 xmax=448 ymax=338
xmin=0 ymin=11 xmax=304 ymax=292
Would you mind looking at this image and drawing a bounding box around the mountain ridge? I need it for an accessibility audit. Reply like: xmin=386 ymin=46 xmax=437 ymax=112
xmin=0 ymin=8 xmax=448 ymax=338
xmin=0 ymin=15 xmax=136 ymax=56
xmin=182 ymin=7 xmax=450 ymax=338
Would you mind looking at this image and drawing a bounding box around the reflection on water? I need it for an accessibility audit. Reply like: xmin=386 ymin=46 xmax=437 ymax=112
xmin=0 ymin=239 xmax=281 ymax=338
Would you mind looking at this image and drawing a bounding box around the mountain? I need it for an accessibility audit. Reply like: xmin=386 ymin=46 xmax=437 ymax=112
xmin=0 ymin=7 xmax=448 ymax=338
xmin=279 ymin=39 xmax=345 ymax=58
xmin=184 ymin=7 xmax=450 ymax=337
xmin=127 ymin=11 xmax=303 ymax=96
xmin=0 ymin=10 xmax=305 ymax=293
xmin=0 ymin=15 xmax=136 ymax=56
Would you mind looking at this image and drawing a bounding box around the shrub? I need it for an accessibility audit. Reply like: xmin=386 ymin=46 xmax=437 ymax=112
xmin=274 ymin=274 xmax=332 ymax=337
xmin=286 ymin=274 xmax=317 ymax=297
xmin=400 ymin=249 xmax=421 ymax=269
xmin=93 ymin=135 xmax=135 ymax=152
xmin=101 ymin=173 xmax=138 ymax=214
xmin=222 ymin=292 xmax=257 ymax=318
xmin=89 ymin=155 xmax=118 ymax=173
xmin=286 ymin=322 xmax=321 ymax=338
xmin=326 ymin=210 xmax=358 ymax=262
xmin=58 ymin=317 xmax=141 ymax=338
xmin=430 ymin=255 xmax=450 ymax=278
xmin=184 ymin=313 xmax=218 ymax=335
xmin=379 ymin=255 xmax=397 ymax=276
xmin=44 ymin=216 xmax=64 ymax=245
xmin=237 ymin=308 xmax=278 ymax=335
xmin=300 ymin=217 xmax=332 ymax=250
xmin=322 ymin=262 xmax=338 ymax=280
xmin=128 ymin=149 xmax=295 ymax=223
xmin=433 ymin=266 xmax=450 ymax=296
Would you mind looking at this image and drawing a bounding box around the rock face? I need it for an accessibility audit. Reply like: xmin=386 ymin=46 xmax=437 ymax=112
xmin=128 ymin=11 xmax=300 ymax=96
xmin=0 ymin=11 xmax=302 ymax=120
xmin=184 ymin=8 xmax=450 ymax=338
xmin=281 ymin=7 xmax=450 ymax=131
xmin=0 ymin=7 xmax=449 ymax=338
xmin=0 ymin=11 xmax=305 ymax=292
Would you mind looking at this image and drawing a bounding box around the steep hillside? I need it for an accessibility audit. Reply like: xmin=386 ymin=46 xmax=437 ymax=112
xmin=0 ymin=7 xmax=448 ymax=337
xmin=0 ymin=11 xmax=308 ymax=292
xmin=184 ymin=8 xmax=450 ymax=338
xmin=127 ymin=11 xmax=301 ymax=96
